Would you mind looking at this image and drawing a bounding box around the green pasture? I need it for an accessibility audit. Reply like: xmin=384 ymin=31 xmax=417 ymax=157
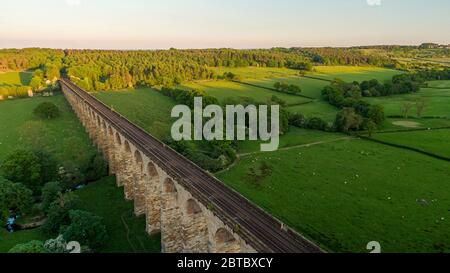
xmin=94 ymin=88 xmax=177 ymax=140
xmin=218 ymin=139 xmax=450 ymax=253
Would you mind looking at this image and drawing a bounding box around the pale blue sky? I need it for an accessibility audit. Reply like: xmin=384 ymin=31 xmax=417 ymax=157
xmin=0 ymin=0 xmax=449 ymax=49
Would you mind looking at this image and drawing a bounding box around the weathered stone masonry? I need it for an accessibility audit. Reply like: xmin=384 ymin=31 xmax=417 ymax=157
xmin=61 ymin=83 xmax=256 ymax=253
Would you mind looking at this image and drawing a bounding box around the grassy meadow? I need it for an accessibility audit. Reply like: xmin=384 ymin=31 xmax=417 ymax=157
xmin=217 ymin=139 xmax=450 ymax=253
xmin=366 ymin=87 xmax=450 ymax=119
xmin=94 ymin=88 xmax=177 ymax=140
xmin=310 ymin=66 xmax=404 ymax=82
xmin=0 ymin=71 xmax=32 ymax=87
xmin=24 ymin=65 xmax=443 ymax=253
xmin=180 ymin=80 xmax=311 ymax=105
xmin=371 ymin=129 xmax=450 ymax=159
xmin=0 ymin=95 xmax=95 ymax=166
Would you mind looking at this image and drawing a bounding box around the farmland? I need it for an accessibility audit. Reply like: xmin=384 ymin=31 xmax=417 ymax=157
xmin=0 ymin=95 xmax=95 ymax=166
xmin=93 ymin=88 xmax=177 ymax=140
xmin=179 ymin=80 xmax=311 ymax=105
xmin=308 ymin=66 xmax=403 ymax=82
xmin=0 ymin=71 xmax=32 ymax=87
xmin=91 ymin=65 xmax=450 ymax=252
xmin=371 ymin=129 xmax=450 ymax=159
xmin=217 ymin=139 xmax=450 ymax=253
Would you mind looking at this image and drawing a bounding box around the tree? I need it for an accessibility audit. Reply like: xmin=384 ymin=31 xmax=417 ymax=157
xmin=416 ymin=98 xmax=427 ymax=118
xmin=42 ymin=193 xmax=80 ymax=235
xmin=401 ymin=102 xmax=414 ymax=119
xmin=62 ymin=210 xmax=108 ymax=252
xmin=33 ymin=102 xmax=61 ymax=119
xmin=29 ymin=76 xmax=43 ymax=91
xmin=334 ymin=108 xmax=364 ymax=133
xmin=363 ymin=119 xmax=378 ymax=137
xmin=0 ymin=177 xmax=33 ymax=225
xmin=366 ymin=105 xmax=385 ymax=125
xmin=41 ymin=182 xmax=62 ymax=213
xmin=0 ymin=150 xmax=43 ymax=195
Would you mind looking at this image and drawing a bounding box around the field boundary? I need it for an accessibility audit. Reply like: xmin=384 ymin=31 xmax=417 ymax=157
xmin=299 ymin=75 xmax=334 ymax=83
xmin=358 ymin=134 xmax=450 ymax=162
xmin=232 ymin=80 xmax=317 ymax=100
xmin=373 ymin=126 xmax=450 ymax=135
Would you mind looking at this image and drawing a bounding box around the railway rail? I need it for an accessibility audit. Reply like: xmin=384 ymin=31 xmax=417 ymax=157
xmin=59 ymin=78 xmax=324 ymax=253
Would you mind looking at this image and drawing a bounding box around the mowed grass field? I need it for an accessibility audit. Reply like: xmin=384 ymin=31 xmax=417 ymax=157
xmin=428 ymin=80 xmax=450 ymax=89
xmin=287 ymin=101 xmax=339 ymax=123
xmin=0 ymin=177 xmax=161 ymax=253
xmin=217 ymin=139 xmax=450 ymax=253
xmin=94 ymin=88 xmax=177 ymax=140
xmin=371 ymin=129 xmax=450 ymax=159
xmin=180 ymin=80 xmax=311 ymax=105
xmin=366 ymin=87 xmax=450 ymax=119
xmin=0 ymin=95 xmax=95 ymax=166
xmin=0 ymin=71 xmax=32 ymax=87
xmin=309 ymin=66 xmax=403 ymax=83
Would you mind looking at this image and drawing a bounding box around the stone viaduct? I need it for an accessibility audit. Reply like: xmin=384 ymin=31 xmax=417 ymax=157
xmin=59 ymin=78 xmax=323 ymax=254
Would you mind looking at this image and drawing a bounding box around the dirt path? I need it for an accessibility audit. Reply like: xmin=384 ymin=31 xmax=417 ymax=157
xmin=215 ymin=136 xmax=355 ymax=175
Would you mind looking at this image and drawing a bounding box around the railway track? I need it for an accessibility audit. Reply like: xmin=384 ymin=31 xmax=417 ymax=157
xmin=59 ymin=78 xmax=324 ymax=253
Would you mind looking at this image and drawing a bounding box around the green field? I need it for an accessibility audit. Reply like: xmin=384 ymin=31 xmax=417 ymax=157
xmin=0 ymin=177 xmax=161 ymax=253
xmin=209 ymin=66 xmax=298 ymax=79
xmin=428 ymin=80 xmax=450 ymax=89
xmin=237 ymin=127 xmax=345 ymax=155
xmin=88 ymin=67 xmax=450 ymax=253
xmin=180 ymin=80 xmax=311 ymax=105
xmin=0 ymin=95 xmax=95 ymax=166
xmin=217 ymin=139 xmax=450 ymax=253
xmin=310 ymin=66 xmax=403 ymax=83
xmin=94 ymin=88 xmax=177 ymax=140
xmin=0 ymin=71 xmax=32 ymax=87
xmin=287 ymin=101 xmax=339 ymax=123
xmin=366 ymin=87 xmax=450 ymax=119
xmin=371 ymin=129 xmax=450 ymax=159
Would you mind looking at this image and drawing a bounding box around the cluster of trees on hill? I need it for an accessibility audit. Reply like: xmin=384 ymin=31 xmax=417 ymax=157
xmin=290 ymin=47 xmax=393 ymax=67
xmin=0 ymin=49 xmax=63 ymax=72
xmin=321 ymin=81 xmax=385 ymax=132
xmin=273 ymin=82 xmax=302 ymax=95
xmin=394 ymin=69 xmax=450 ymax=84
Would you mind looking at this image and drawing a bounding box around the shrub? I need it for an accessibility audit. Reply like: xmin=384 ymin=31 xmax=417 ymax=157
xmin=82 ymin=154 xmax=107 ymax=182
xmin=41 ymin=182 xmax=62 ymax=213
xmin=0 ymin=149 xmax=56 ymax=195
xmin=0 ymin=177 xmax=33 ymax=225
xmin=33 ymin=102 xmax=61 ymax=119
xmin=62 ymin=210 xmax=108 ymax=252
xmin=42 ymin=193 xmax=80 ymax=235
xmin=8 ymin=241 xmax=46 ymax=253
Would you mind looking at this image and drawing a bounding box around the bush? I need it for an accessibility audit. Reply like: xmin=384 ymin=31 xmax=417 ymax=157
xmin=62 ymin=210 xmax=108 ymax=252
xmin=33 ymin=102 xmax=61 ymax=119
xmin=0 ymin=149 xmax=56 ymax=195
xmin=42 ymin=193 xmax=80 ymax=235
xmin=41 ymin=182 xmax=62 ymax=213
xmin=8 ymin=241 xmax=46 ymax=253
xmin=0 ymin=177 xmax=33 ymax=225
xmin=83 ymin=154 xmax=107 ymax=182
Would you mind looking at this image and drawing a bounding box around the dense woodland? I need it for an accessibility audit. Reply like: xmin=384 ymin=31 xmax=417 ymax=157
xmin=0 ymin=47 xmax=399 ymax=93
